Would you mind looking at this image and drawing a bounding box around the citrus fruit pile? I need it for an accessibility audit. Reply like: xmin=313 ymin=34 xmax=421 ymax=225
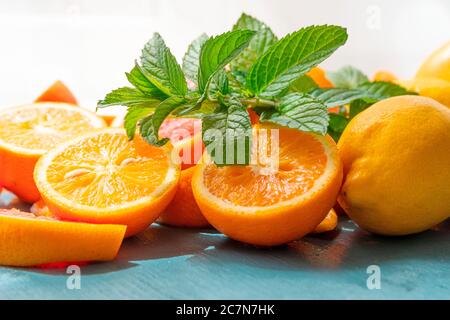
xmin=1 ymin=37 xmax=450 ymax=267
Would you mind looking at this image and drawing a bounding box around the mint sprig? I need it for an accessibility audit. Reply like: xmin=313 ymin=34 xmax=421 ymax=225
xmin=99 ymin=13 xmax=362 ymax=166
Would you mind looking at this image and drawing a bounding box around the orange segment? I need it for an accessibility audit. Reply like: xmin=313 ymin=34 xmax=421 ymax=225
xmin=0 ymin=103 xmax=106 ymax=202
xmin=35 ymin=80 xmax=78 ymax=105
xmin=192 ymin=123 xmax=343 ymax=246
xmin=158 ymin=165 xmax=209 ymax=228
xmin=0 ymin=208 xmax=126 ymax=267
xmin=34 ymin=129 xmax=180 ymax=237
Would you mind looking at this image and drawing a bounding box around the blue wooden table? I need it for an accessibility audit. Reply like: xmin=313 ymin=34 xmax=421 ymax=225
xmin=0 ymin=191 xmax=449 ymax=300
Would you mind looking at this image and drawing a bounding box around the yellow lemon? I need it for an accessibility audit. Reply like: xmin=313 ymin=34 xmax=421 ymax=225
xmin=416 ymin=41 xmax=450 ymax=82
xmin=338 ymin=95 xmax=450 ymax=236
xmin=398 ymin=78 xmax=450 ymax=108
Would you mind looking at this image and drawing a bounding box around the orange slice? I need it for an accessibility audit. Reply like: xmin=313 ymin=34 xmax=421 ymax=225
xmin=0 ymin=103 xmax=106 ymax=202
xmin=34 ymin=129 xmax=180 ymax=237
xmin=192 ymin=123 xmax=343 ymax=246
xmin=35 ymin=80 xmax=78 ymax=105
xmin=0 ymin=208 xmax=125 ymax=267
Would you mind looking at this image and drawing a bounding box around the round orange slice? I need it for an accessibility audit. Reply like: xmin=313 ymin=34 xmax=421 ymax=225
xmin=192 ymin=123 xmax=343 ymax=246
xmin=0 ymin=103 xmax=106 ymax=202
xmin=34 ymin=129 xmax=180 ymax=237
xmin=0 ymin=208 xmax=126 ymax=267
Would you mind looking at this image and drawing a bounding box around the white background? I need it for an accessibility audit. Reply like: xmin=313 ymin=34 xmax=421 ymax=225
xmin=0 ymin=0 xmax=449 ymax=113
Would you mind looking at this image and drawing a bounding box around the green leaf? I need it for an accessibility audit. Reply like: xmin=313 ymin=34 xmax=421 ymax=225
xmin=259 ymin=93 xmax=329 ymax=135
xmin=327 ymin=113 xmax=349 ymax=141
xmin=182 ymin=33 xmax=208 ymax=83
xmin=140 ymin=33 xmax=187 ymax=96
xmin=326 ymin=65 xmax=369 ymax=89
xmin=357 ymin=81 xmax=414 ymax=100
xmin=310 ymin=88 xmax=367 ymax=108
xmin=126 ymin=64 xmax=168 ymax=99
xmin=211 ymin=70 xmax=229 ymax=95
xmin=97 ymin=87 xmax=160 ymax=108
xmin=349 ymin=99 xmax=371 ymax=118
xmin=202 ymin=99 xmax=252 ymax=165
xmin=289 ymin=74 xmax=318 ymax=93
xmin=231 ymin=13 xmax=278 ymax=72
xmin=198 ymin=30 xmax=256 ymax=93
xmin=311 ymin=81 xmax=413 ymax=108
xmin=139 ymin=96 xmax=186 ymax=146
xmin=247 ymin=25 xmax=348 ymax=98
xmin=124 ymin=106 xmax=154 ymax=139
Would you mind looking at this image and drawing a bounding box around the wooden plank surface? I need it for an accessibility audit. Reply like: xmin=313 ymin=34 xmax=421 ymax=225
xmin=0 ymin=191 xmax=449 ymax=299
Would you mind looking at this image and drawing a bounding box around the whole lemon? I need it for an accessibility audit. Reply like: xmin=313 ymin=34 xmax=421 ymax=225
xmin=338 ymin=95 xmax=450 ymax=236
xmin=398 ymin=78 xmax=450 ymax=108
xmin=416 ymin=41 xmax=450 ymax=82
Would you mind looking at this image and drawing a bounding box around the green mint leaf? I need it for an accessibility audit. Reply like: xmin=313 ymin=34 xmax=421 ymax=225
xmin=182 ymin=33 xmax=208 ymax=84
xmin=211 ymin=70 xmax=229 ymax=95
xmin=140 ymin=33 xmax=187 ymax=96
xmin=124 ymin=106 xmax=154 ymax=140
xmin=126 ymin=64 xmax=168 ymax=99
xmin=327 ymin=113 xmax=349 ymax=141
xmin=247 ymin=25 xmax=348 ymax=98
xmin=139 ymin=96 xmax=186 ymax=146
xmin=357 ymin=81 xmax=415 ymax=100
xmin=173 ymin=100 xmax=217 ymax=118
xmin=289 ymin=74 xmax=318 ymax=93
xmin=349 ymin=99 xmax=371 ymax=118
xmin=259 ymin=93 xmax=329 ymax=135
xmin=310 ymin=88 xmax=367 ymax=108
xmin=198 ymin=30 xmax=256 ymax=93
xmin=311 ymin=81 xmax=413 ymax=108
xmin=97 ymin=87 xmax=160 ymax=108
xmin=202 ymin=99 xmax=252 ymax=165
xmin=231 ymin=13 xmax=278 ymax=72
xmin=326 ymin=65 xmax=369 ymax=89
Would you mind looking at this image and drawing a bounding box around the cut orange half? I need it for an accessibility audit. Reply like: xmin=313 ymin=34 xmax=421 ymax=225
xmin=34 ymin=129 xmax=180 ymax=237
xmin=0 ymin=103 xmax=107 ymax=202
xmin=0 ymin=208 xmax=126 ymax=267
xmin=192 ymin=123 xmax=343 ymax=246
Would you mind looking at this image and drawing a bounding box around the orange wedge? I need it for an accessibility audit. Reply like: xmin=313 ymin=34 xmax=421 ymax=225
xmin=158 ymin=165 xmax=209 ymax=228
xmin=0 ymin=208 xmax=126 ymax=267
xmin=192 ymin=123 xmax=343 ymax=246
xmin=34 ymin=129 xmax=180 ymax=237
xmin=35 ymin=80 xmax=78 ymax=105
xmin=0 ymin=103 xmax=106 ymax=202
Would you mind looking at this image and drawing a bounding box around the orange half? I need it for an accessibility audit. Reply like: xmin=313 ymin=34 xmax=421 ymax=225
xmin=0 ymin=103 xmax=106 ymax=202
xmin=192 ymin=123 xmax=343 ymax=246
xmin=34 ymin=129 xmax=180 ymax=237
